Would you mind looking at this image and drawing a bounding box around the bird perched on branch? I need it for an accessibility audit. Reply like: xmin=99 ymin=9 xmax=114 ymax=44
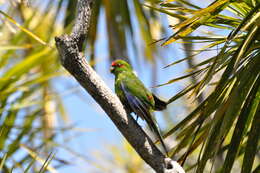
xmin=110 ymin=59 xmax=168 ymax=155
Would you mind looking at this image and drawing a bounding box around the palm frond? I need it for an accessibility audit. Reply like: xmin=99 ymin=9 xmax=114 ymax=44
xmin=149 ymin=1 xmax=260 ymax=172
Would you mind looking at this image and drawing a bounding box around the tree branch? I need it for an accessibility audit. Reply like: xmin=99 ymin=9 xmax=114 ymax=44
xmin=55 ymin=0 xmax=185 ymax=172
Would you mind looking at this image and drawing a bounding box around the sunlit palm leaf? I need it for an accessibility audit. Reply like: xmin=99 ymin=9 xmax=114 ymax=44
xmin=152 ymin=1 xmax=260 ymax=172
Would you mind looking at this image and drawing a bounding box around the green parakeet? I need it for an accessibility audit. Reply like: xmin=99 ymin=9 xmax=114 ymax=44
xmin=110 ymin=59 xmax=168 ymax=155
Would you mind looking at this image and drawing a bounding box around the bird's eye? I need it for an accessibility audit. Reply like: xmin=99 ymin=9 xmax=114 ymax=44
xmin=111 ymin=62 xmax=124 ymax=68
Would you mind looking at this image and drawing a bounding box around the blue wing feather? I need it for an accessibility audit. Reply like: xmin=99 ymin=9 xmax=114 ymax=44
xmin=120 ymin=82 xmax=168 ymax=155
xmin=120 ymin=82 xmax=149 ymax=118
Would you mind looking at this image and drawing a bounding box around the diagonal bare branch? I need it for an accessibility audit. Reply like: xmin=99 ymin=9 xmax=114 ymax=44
xmin=55 ymin=0 xmax=185 ymax=172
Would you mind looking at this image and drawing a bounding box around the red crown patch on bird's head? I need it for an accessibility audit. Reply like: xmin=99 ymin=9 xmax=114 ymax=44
xmin=111 ymin=61 xmax=117 ymax=67
xmin=110 ymin=59 xmax=132 ymax=74
xmin=111 ymin=61 xmax=125 ymax=68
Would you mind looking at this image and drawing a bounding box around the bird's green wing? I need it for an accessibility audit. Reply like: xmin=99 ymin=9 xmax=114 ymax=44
xmin=118 ymin=72 xmax=155 ymax=109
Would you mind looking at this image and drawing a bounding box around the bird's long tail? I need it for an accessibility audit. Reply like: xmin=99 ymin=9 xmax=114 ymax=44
xmin=143 ymin=112 xmax=168 ymax=156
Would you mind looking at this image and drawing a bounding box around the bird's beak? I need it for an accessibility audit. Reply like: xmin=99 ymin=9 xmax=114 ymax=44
xmin=110 ymin=61 xmax=117 ymax=73
xmin=110 ymin=66 xmax=115 ymax=73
